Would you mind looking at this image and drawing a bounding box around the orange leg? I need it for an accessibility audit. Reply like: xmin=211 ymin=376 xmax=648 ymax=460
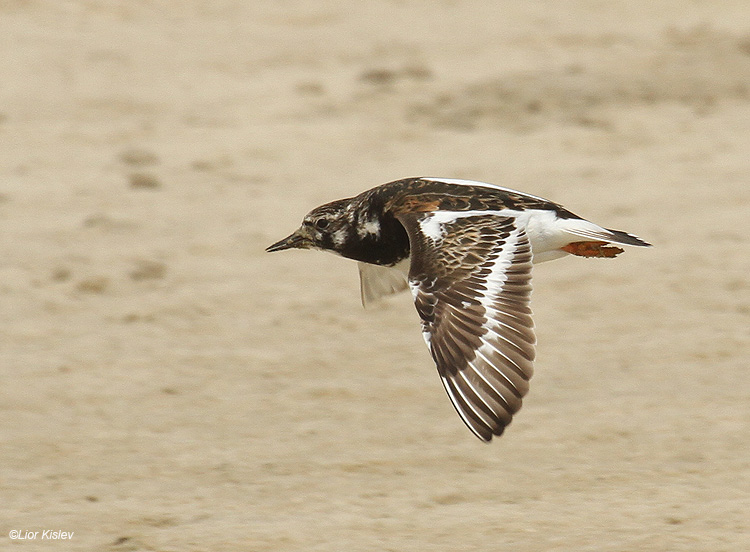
xmin=561 ymin=241 xmax=624 ymax=258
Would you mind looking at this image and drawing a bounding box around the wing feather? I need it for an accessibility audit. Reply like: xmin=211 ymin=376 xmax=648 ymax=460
xmin=397 ymin=211 xmax=535 ymax=441
xmin=358 ymin=260 xmax=409 ymax=307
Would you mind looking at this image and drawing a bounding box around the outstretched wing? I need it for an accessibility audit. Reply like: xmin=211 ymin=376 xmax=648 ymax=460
xmin=397 ymin=210 xmax=535 ymax=441
xmin=357 ymin=260 xmax=409 ymax=307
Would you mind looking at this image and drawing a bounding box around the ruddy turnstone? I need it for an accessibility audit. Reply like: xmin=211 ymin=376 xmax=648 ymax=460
xmin=267 ymin=177 xmax=650 ymax=442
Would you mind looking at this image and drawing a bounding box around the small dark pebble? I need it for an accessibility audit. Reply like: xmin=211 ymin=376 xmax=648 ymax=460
xmin=119 ymin=148 xmax=159 ymax=166
xmin=129 ymin=260 xmax=167 ymax=281
xmin=128 ymin=172 xmax=161 ymax=190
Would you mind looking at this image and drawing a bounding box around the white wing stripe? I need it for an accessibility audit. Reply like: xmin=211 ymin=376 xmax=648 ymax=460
xmin=418 ymin=214 xmax=446 ymax=242
xmin=410 ymin=207 xmax=591 ymax=263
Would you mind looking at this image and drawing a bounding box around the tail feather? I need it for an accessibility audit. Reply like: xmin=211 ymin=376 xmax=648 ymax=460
xmin=562 ymin=218 xmax=651 ymax=248
xmin=604 ymin=228 xmax=651 ymax=247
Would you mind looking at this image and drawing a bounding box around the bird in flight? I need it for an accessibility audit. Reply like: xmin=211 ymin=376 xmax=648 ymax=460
xmin=267 ymin=177 xmax=650 ymax=441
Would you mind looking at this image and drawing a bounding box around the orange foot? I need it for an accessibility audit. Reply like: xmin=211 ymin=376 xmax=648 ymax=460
xmin=561 ymin=241 xmax=624 ymax=258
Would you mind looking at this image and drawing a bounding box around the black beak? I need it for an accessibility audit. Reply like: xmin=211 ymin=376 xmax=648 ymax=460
xmin=266 ymin=229 xmax=311 ymax=252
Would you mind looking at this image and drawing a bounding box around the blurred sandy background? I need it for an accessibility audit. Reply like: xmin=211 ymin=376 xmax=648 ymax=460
xmin=1 ymin=1 xmax=749 ymax=551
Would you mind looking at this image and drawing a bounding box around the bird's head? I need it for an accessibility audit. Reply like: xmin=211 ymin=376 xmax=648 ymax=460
xmin=266 ymin=198 xmax=354 ymax=254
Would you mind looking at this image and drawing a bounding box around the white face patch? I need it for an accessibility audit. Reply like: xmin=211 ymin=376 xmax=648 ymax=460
xmin=357 ymin=219 xmax=381 ymax=238
xmin=332 ymin=228 xmax=348 ymax=247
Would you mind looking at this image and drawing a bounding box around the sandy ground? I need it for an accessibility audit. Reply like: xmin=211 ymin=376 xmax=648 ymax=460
xmin=1 ymin=2 xmax=749 ymax=551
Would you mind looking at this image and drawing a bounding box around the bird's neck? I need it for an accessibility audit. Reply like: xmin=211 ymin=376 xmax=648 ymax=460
xmin=339 ymin=210 xmax=410 ymax=266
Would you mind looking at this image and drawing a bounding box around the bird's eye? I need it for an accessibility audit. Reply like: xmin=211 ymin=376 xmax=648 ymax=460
xmin=315 ymin=218 xmax=329 ymax=230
